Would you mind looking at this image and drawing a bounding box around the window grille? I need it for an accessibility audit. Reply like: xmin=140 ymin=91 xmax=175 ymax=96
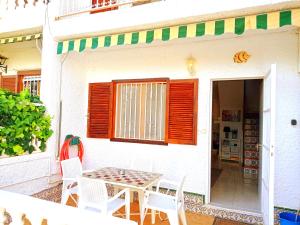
xmin=23 ymin=76 xmax=41 ymax=96
xmin=114 ymin=82 xmax=166 ymax=141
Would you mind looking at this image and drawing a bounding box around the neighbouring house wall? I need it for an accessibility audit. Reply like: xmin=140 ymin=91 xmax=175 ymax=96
xmin=0 ymin=41 xmax=48 ymax=195
xmin=0 ymin=153 xmax=51 ymax=195
xmin=0 ymin=40 xmax=41 ymax=76
xmin=0 ymin=1 xmax=45 ymax=35
xmin=55 ymin=30 xmax=300 ymax=209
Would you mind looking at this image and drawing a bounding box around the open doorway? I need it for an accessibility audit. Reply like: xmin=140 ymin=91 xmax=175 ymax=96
xmin=210 ymin=79 xmax=263 ymax=213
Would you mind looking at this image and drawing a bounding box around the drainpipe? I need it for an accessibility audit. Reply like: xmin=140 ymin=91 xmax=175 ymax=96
xmin=57 ymin=53 xmax=68 ymax=158
xmin=35 ymin=38 xmax=42 ymax=54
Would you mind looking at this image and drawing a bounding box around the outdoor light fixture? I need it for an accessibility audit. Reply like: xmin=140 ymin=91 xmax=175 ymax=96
xmin=186 ymin=55 xmax=196 ymax=76
xmin=0 ymin=54 xmax=8 ymax=73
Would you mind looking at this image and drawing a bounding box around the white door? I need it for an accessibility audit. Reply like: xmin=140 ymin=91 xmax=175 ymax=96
xmin=262 ymin=64 xmax=276 ymax=225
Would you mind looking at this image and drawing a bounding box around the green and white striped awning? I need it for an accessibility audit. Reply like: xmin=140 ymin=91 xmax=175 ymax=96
xmin=0 ymin=33 xmax=42 ymax=45
xmin=57 ymin=9 xmax=300 ymax=55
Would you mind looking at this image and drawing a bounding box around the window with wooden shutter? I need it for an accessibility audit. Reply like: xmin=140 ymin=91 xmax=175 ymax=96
xmin=87 ymin=82 xmax=112 ymax=138
xmin=87 ymin=78 xmax=198 ymax=146
xmin=17 ymin=70 xmax=41 ymax=95
xmin=112 ymin=79 xmax=167 ymax=144
xmin=0 ymin=75 xmax=17 ymax=93
xmin=168 ymin=79 xmax=198 ymax=145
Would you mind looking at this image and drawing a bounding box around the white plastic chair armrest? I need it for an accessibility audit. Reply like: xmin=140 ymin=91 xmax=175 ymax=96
xmin=156 ymin=179 xmax=179 ymax=191
xmin=108 ymin=188 xmax=129 ymax=203
xmin=145 ymin=190 xmax=176 ymax=201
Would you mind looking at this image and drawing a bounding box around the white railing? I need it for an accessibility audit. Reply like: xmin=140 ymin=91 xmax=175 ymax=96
xmin=0 ymin=0 xmax=47 ymax=11
xmin=0 ymin=190 xmax=137 ymax=225
xmin=57 ymin=0 xmax=161 ymax=19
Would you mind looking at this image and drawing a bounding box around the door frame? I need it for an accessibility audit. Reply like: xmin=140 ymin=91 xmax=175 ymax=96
xmin=206 ymin=74 xmax=264 ymax=206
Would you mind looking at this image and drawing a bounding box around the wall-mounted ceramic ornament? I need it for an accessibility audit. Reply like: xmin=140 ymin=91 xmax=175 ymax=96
xmin=233 ymin=51 xmax=251 ymax=63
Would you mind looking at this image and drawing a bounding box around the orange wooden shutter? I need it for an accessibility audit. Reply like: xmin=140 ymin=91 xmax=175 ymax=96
xmin=168 ymin=79 xmax=198 ymax=145
xmin=0 ymin=76 xmax=17 ymax=93
xmin=87 ymin=82 xmax=112 ymax=138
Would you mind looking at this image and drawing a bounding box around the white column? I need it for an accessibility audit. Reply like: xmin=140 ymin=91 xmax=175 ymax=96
xmin=40 ymin=1 xmax=62 ymax=176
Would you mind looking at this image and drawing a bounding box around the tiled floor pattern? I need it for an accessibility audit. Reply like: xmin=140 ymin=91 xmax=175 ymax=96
xmin=198 ymin=205 xmax=263 ymax=225
xmin=211 ymin=161 xmax=260 ymax=213
xmin=31 ymin=184 xmax=263 ymax=224
xmin=213 ymin=218 xmax=252 ymax=225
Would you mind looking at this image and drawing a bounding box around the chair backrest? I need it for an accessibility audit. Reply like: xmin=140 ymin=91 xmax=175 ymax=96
xmin=130 ymin=158 xmax=153 ymax=172
xmin=77 ymin=176 xmax=109 ymax=211
xmin=61 ymin=157 xmax=82 ymax=179
xmin=175 ymin=176 xmax=186 ymax=205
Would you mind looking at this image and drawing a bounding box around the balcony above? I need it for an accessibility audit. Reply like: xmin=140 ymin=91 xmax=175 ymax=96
xmin=57 ymin=0 xmax=162 ymax=20
xmin=0 ymin=0 xmax=47 ymax=35
xmin=52 ymin=0 xmax=300 ymax=41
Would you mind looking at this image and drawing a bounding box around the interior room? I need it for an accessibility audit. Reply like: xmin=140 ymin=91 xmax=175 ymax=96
xmin=210 ymin=79 xmax=262 ymax=213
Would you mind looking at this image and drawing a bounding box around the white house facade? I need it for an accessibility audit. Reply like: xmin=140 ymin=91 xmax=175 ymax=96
xmin=1 ymin=1 xmax=300 ymax=225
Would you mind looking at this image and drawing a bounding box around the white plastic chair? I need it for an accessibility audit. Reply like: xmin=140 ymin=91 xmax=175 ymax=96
xmin=77 ymin=176 xmax=130 ymax=219
xmin=60 ymin=157 xmax=83 ymax=205
xmin=128 ymin=158 xmax=154 ymax=203
xmin=141 ymin=176 xmax=187 ymax=225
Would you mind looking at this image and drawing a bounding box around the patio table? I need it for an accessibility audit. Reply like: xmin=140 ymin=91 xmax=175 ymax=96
xmin=83 ymin=167 xmax=162 ymax=221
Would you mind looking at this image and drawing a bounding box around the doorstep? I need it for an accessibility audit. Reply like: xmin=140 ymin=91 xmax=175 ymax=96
xmin=198 ymin=204 xmax=263 ymax=225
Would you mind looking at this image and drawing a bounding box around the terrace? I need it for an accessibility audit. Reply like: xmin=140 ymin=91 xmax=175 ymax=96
xmin=0 ymin=174 xmax=257 ymax=225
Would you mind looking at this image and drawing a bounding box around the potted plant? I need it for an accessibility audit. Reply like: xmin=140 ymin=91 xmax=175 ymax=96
xmin=0 ymin=89 xmax=53 ymax=157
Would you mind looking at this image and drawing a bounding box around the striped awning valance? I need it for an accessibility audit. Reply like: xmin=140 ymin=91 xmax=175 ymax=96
xmin=0 ymin=33 xmax=42 ymax=45
xmin=57 ymin=9 xmax=300 ymax=55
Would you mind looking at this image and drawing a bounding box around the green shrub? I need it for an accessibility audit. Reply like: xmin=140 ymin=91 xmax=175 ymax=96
xmin=0 ymin=89 xmax=53 ymax=156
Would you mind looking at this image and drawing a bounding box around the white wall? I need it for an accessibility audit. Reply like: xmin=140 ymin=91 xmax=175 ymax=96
xmin=0 ymin=40 xmax=41 ymax=75
xmin=0 ymin=40 xmax=51 ymax=195
xmin=0 ymin=153 xmax=51 ymax=195
xmin=55 ymin=29 xmax=300 ymax=208
xmin=52 ymin=0 xmax=300 ymax=40
xmin=0 ymin=0 xmax=45 ymax=35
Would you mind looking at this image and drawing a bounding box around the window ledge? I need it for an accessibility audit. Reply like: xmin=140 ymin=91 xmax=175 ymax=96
xmin=111 ymin=138 xmax=168 ymax=146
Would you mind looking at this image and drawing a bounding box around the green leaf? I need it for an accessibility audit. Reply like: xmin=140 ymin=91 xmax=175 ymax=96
xmin=0 ymin=89 xmax=53 ymax=156
xmin=13 ymin=145 xmax=24 ymax=155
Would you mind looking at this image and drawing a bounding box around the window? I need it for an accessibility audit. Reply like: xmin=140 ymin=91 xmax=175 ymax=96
xmin=23 ymin=76 xmax=41 ymax=96
xmin=0 ymin=75 xmax=17 ymax=93
xmin=87 ymin=78 xmax=198 ymax=145
xmin=114 ymin=81 xmax=167 ymax=142
xmin=0 ymin=70 xmax=41 ymax=95
xmin=17 ymin=70 xmax=41 ymax=96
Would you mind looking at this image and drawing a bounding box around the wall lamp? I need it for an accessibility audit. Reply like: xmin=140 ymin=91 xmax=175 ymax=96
xmin=0 ymin=54 xmax=8 ymax=73
xmin=186 ymin=55 xmax=196 ymax=76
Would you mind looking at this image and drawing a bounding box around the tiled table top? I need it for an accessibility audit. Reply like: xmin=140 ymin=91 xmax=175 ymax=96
xmin=83 ymin=167 xmax=162 ymax=189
